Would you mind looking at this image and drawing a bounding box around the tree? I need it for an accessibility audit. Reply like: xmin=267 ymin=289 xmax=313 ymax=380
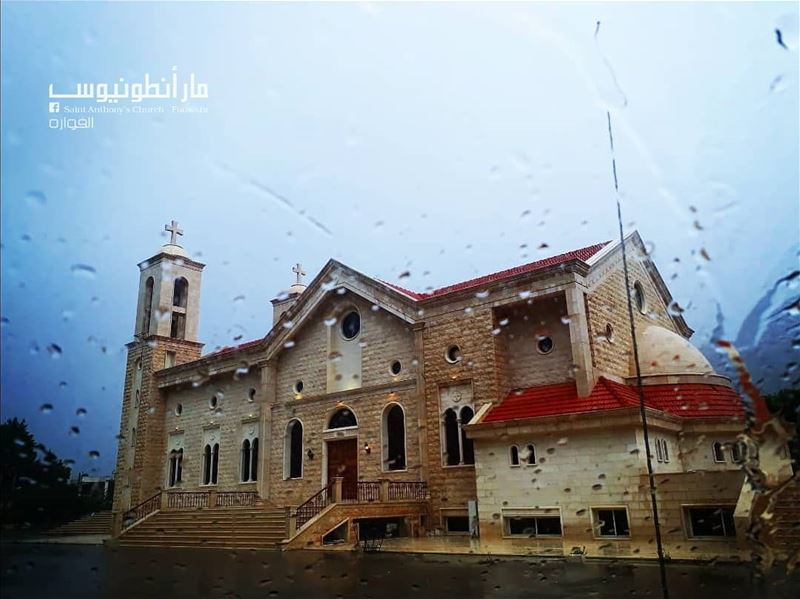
xmin=0 ymin=418 xmax=80 ymax=530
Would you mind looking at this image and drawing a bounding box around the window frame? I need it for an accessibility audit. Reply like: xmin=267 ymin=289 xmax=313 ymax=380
xmin=502 ymin=508 xmax=563 ymax=539
xmin=712 ymin=441 xmax=726 ymax=463
xmin=683 ymin=505 xmax=737 ymax=540
xmin=339 ymin=309 xmax=361 ymax=341
xmin=590 ymin=506 xmax=631 ymax=539
xmin=284 ymin=419 xmax=304 ymax=480
xmin=381 ymin=402 xmax=407 ymax=473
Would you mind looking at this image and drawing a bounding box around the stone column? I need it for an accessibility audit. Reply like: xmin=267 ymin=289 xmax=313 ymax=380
xmin=332 ymin=477 xmax=343 ymax=503
xmin=565 ymin=285 xmax=595 ymax=397
xmin=413 ymin=323 xmax=428 ymax=482
xmin=259 ymin=360 xmax=277 ymax=501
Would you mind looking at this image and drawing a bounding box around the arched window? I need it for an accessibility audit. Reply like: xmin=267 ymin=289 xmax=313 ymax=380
xmin=241 ymin=439 xmax=251 ymax=482
xmin=655 ymin=439 xmax=664 ymax=462
xmin=661 ymin=440 xmax=670 ymax=463
xmin=285 ymin=420 xmax=303 ymax=479
xmin=383 ymin=404 xmax=406 ymax=471
xmin=731 ymin=441 xmax=744 ymax=464
xmin=443 ymin=408 xmax=460 ymax=466
xmin=509 ymin=445 xmax=520 ymax=466
xmin=328 ymin=407 xmax=357 ymax=430
xmin=712 ymin=442 xmax=725 ymax=463
xmin=211 ymin=444 xmax=219 ymax=484
xmin=460 ymin=406 xmax=475 ymax=465
xmin=168 ymin=451 xmax=177 ymax=487
xmin=202 ymin=444 xmax=212 ymax=485
xmin=523 ymin=443 xmax=536 ymax=466
xmin=250 ymin=438 xmax=259 ymax=482
xmin=176 ymin=449 xmax=183 ymax=483
xmin=173 ymin=277 xmax=189 ymax=308
xmin=142 ymin=277 xmax=154 ymax=334
xmin=130 ymin=427 xmax=136 ymax=448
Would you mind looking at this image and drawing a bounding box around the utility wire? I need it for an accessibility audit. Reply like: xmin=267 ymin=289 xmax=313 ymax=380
xmin=606 ymin=111 xmax=670 ymax=599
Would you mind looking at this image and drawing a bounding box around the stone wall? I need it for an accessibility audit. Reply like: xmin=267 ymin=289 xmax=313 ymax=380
xmin=267 ymin=381 xmax=421 ymax=506
xmin=586 ymin=249 xmax=680 ymax=380
xmin=112 ymin=337 xmax=202 ymax=518
xmin=161 ymin=369 xmax=263 ymax=491
xmin=422 ymin=306 xmax=497 ymax=527
xmin=474 ymin=424 xmax=745 ymax=559
xmin=494 ymin=294 xmax=573 ymax=391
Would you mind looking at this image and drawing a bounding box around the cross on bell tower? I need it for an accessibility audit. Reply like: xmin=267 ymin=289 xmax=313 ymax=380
xmin=292 ymin=262 xmax=306 ymax=285
xmin=164 ymin=220 xmax=183 ymax=245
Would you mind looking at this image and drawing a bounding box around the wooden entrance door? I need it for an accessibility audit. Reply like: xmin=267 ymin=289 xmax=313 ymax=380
xmin=327 ymin=439 xmax=358 ymax=500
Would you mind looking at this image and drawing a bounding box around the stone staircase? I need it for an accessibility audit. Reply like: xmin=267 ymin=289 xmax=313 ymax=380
xmin=48 ymin=510 xmax=112 ymax=536
xmin=119 ymin=506 xmax=288 ymax=549
xmin=772 ymin=477 xmax=800 ymax=560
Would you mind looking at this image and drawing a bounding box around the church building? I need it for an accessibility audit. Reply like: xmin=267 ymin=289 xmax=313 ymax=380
xmin=111 ymin=222 xmax=790 ymax=559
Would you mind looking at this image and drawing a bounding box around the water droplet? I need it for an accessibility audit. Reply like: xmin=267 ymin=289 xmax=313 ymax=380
xmin=88 ymin=450 xmax=100 ymax=459
xmin=233 ymin=295 xmax=245 ymax=304
xmin=70 ymin=264 xmax=96 ymax=278
xmin=40 ymin=403 xmax=53 ymax=414
xmin=46 ymin=343 xmax=62 ymax=359
xmin=76 ymin=408 xmax=87 ymax=417
xmin=69 ymin=426 xmax=80 ymax=437
xmin=25 ymin=191 xmax=46 ymax=207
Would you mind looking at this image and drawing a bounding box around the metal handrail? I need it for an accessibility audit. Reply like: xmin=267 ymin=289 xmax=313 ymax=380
xmin=122 ymin=491 xmax=161 ymax=530
xmin=295 ymin=482 xmax=333 ymax=529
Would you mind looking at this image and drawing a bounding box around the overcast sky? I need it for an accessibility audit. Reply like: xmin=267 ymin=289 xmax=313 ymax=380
xmin=2 ymin=1 xmax=798 ymax=476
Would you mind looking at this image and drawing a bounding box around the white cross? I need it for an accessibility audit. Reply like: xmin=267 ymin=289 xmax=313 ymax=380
xmin=164 ymin=220 xmax=183 ymax=245
xmin=292 ymin=263 xmax=306 ymax=285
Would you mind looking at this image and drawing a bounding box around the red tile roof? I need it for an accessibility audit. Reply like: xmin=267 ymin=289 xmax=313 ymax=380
xmin=481 ymin=377 xmax=744 ymax=424
xmin=204 ymin=338 xmax=263 ymax=358
xmin=382 ymin=242 xmax=610 ymax=300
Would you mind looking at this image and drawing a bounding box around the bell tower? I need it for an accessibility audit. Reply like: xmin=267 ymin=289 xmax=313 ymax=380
xmin=112 ymin=221 xmax=205 ymax=531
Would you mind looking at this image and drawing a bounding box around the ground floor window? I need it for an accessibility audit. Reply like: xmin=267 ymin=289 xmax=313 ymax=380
xmin=504 ymin=513 xmax=562 ymax=537
xmin=444 ymin=515 xmax=470 ymax=533
xmin=592 ymin=508 xmax=630 ymax=537
xmin=685 ymin=506 xmax=736 ymax=538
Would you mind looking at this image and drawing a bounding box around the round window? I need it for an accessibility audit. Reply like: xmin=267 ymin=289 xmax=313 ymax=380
xmin=390 ymin=360 xmax=402 ymax=375
xmin=537 ymin=336 xmax=554 ymax=354
xmin=633 ymin=282 xmax=646 ymax=314
xmin=605 ymin=323 xmax=615 ymax=343
xmin=294 ymin=380 xmax=304 ymax=394
xmin=209 ymin=394 xmax=219 ymax=409
xmin=445 ymin=345 xmax=462 ymax=364
xmin=341 ymin=310 xmax=361 ymax=340
xmin=175 ymin=403 xmax=183 ymax=416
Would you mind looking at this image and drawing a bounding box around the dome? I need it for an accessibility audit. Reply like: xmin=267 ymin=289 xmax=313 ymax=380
xmin=161 ymin=243 xmax=188 ymax=258
xmin=634 ymin=326 xmax=714 ymax=377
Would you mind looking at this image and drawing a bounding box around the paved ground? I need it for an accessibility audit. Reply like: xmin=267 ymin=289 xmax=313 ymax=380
xmin=1 ymin=543 xmax=797 ymax=598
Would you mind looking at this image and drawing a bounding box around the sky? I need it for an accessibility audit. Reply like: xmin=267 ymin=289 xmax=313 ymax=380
xmin=1 ymin=1 xmax=798 ymax=477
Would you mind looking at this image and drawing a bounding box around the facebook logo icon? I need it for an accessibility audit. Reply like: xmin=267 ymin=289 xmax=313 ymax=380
xmin=49 ymin=102 xmax=60 ymax=113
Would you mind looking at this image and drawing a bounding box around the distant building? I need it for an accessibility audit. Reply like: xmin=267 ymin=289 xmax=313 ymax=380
xmin=76 ymin=474 xmax=114 ymax=502
xmin=111 ymin=223 xmax=792 ymax=559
